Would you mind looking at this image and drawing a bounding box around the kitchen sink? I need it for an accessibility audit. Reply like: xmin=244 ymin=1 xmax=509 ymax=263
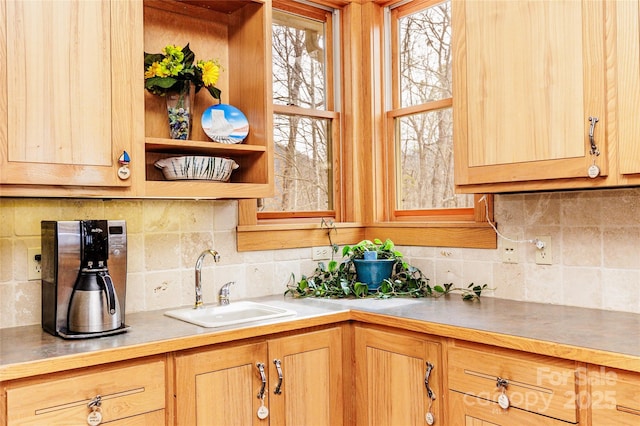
xmin=164 ymin=301 xmax=296 ymax=328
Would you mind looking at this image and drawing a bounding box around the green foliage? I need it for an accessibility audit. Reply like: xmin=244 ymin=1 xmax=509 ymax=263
xmin=320 ymin=218 xmax=339 ymax=261
xmin=144 ymin=44 xmax=222 ymax=99
xmin=342 ymin=238 xmax=404 ymax=260
xmin=285 ymin=238 xmax=490 ymax=301
xmin=432 ymin=282 xmax=488 ymax=301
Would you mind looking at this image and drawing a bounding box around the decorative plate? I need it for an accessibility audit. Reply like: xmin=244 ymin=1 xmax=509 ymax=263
xmin=201 ymin=104 xmax=249 ymax=144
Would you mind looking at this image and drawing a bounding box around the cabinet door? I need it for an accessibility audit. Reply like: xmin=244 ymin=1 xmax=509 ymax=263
xmin=268 ymin=327 xmax=343 ymax=426
xmin=453 ymin=0 xmax=607 ymax=187
xmin=616 ymin=0 xmax=640 ymax=178
xmin=174 ymin=342 xmax=268 ymax=426
xmin=0 ymin=0 xmax=140 ymax=189
xmin=354 ymin=326 xmax=442 ymax=426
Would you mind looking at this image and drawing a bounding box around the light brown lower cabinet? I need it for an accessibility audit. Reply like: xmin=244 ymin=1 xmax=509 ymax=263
xmin=448 ymin=391 xmax=575 ymax=426
xmin=447 ymin=341 xmax=582 ymax=425
xmin=173 ymin=327 xmax=343 ymax=426
xmin=1 ymin=356 xmax=166 ymax=425
xmin=354 ymin=325 xmax=443 ymax=426
xmin=3 ymin=322 xmax=640 ymax=426
xmin=589 ymin=365 xmax=640 ymax=425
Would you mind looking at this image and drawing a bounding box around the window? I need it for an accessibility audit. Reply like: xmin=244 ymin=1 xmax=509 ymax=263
xmin=258 ymin=1 xmax=340 ymax=220
xmin=386 ymin=0 xmax=474 ymax=220
xmin=237 ymin=0 xmax=495 ymax=251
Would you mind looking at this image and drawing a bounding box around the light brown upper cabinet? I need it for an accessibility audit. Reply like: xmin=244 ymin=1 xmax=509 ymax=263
xmin=1 ymin=0 xmax=273 ymax=199
xmin=453 ymin=0 xmax=609 ymax=193
xmin=615 ymin=0 xmax=640 ymax=184
xmin=0 ymin=0 xmax=142 ymax=197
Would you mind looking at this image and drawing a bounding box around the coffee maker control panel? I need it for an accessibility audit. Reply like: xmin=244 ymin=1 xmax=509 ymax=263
xmin=80 ymin=220 xmax=110 ymax=269
xmin=108 ymin=224 xmax=126 ymax=257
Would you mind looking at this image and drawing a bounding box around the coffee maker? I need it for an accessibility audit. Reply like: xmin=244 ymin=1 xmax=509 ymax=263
xmin=41 ymin=220 xmax=129 ymax=338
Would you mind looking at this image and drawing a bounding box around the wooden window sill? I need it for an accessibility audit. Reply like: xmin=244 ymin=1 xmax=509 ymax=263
xmin=236 ymin=222 xmax=496 ymax=251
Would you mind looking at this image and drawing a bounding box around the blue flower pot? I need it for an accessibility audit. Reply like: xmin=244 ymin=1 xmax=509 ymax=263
xmin=353 ymin=259 xmax=396 ymax=292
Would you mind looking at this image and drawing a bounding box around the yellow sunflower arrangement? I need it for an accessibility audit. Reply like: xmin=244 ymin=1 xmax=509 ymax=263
xmin=144 ymin=44 xmax=222 ymax=100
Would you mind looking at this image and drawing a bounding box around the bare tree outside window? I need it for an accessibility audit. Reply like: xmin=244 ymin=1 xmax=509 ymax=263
xmin=396 ymin=0 xmax=473 ymax=210
xmin=263 ymin=10 xmax=333 ymax=212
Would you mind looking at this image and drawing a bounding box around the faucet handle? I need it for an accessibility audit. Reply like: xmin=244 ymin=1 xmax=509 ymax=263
xmin=219 ymin=281 xmax=234 ymax=305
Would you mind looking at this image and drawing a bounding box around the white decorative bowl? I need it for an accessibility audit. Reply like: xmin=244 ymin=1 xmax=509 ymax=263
xmin=154 ymin=156 xmax=239 ymax=182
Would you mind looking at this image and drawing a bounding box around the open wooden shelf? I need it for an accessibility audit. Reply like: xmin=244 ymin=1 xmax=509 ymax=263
xmin=146 ymin=138 xmax=266 ymax=156
xmin=143 ymin=0 xmax=273 ymax=198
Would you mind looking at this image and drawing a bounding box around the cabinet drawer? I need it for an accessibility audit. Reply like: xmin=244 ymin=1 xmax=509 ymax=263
xmin=590 ymin=366 xmax=640 ymax=425
xmin=448 ymin=390 xmax=574 ymax=426
xmin=448 ymin=343 xmax=578 ymax=423
xmin=109 ymin=409 xmax=165 ymax=426
xmin=5 ymin=357 xmax=165 ymax=425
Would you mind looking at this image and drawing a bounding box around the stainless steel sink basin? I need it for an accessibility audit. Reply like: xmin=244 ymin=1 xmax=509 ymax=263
xmin=164 ymin=301 xmax=296 ymax=328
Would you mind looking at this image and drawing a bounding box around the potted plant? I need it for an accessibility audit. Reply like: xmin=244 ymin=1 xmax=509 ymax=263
xmin=286 ymin=237 xmax=488 ymax=300
xmin=342 ymin=239 xmax=403 ymax=292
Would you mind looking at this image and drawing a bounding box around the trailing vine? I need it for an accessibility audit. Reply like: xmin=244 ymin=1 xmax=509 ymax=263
xmin=285 ymin=237 xmax=489 ymax=301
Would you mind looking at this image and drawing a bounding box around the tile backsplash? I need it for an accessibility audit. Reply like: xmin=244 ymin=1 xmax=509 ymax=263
xmin=1 ymin=188 xmax=639 ymax=328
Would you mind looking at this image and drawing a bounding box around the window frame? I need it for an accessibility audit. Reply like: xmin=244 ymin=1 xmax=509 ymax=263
xmin=258 ymin=1 xmax=341 ymax=220
xmin=237 ymin=0 xmax=496 ymax=252
xmin=383 ymin=0 xmax=474 ymax=221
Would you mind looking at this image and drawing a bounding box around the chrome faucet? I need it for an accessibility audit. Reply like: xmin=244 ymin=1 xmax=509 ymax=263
xmin=219 ymin=281 xmax=234 ymax=305
xmin=194 ymin=249 xmax=220 ymax=309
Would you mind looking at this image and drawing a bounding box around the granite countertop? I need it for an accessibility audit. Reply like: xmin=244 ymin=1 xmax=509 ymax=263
xmin=1 ymin=295 xmax=639 ymax=381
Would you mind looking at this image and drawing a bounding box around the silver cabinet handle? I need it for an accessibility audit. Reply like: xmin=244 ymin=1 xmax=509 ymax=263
xmin=256 ymin=362 xmax=267 ymax=400
xmin=273 ymin=359 xmax=283 ymax=394
xmin=588 ymin=116 xmax=600 ymax=156
xmin=424 ymin=362 xmax=436 ymax=425
xmin=424 ymin=362 xmax=436 ymax=400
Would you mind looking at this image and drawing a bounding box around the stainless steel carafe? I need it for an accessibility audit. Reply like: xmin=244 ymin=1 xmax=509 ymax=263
xmin=67 ymin=268 xmax=122 ymax=333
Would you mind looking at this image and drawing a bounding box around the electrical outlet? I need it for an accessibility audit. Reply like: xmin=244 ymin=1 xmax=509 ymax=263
xmin=502 ymin=240 xmax=518 ymax=263
xmin=28 ymin=247 xmax=42 ymax=281
xmin=312 ymin=246 xmax=332 ymax=261
xmin=535 ymin=236 xmax=552 ymax=265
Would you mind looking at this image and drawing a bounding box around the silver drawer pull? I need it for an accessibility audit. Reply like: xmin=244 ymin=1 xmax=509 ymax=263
xmin=496 ymin=377 xmax=509 ymax=389
xmin=87 ymin=395 xmax=102 ymax=426
xmin=496 ymin=377 xmax=510 ymax=410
